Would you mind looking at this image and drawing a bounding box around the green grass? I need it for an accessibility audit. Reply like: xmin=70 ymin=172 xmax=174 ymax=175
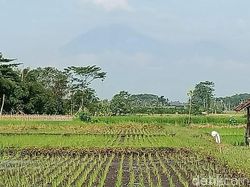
xmin=0 ymin=126 xmax=211 ymax=148
xmin=0 ymin=120 xmax=82 ymax=126
xmin=0 ymin=135 xmax=110 ymax=148
xmin=0 ymin=114 xmax=246 ymax=126
xmin=94 ymin=114 xmax=246 ymax=125
xmin=195 ymin=127 xmax=245 ymax=145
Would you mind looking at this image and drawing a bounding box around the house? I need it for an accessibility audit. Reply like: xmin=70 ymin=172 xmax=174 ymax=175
xmin=235 ymin=99 xmax=250 ymax=145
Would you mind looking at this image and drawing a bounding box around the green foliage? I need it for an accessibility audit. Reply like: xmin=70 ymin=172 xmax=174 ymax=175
xmin=65 ymin=65 xmax=106 ymax=112
xmin=130 ymin=94 xmax=169 ymax=107
xmin=110 ymin=92 xmax=174 ymax=115
xmin=216 ymin=93 xmax=250 ymax=111
xmin=78 ymin=111 xmax=91 ymax=122
xmin=0 ymin=53 xmax=106 ymax=115
xmin=191 ymin=81 xmax=215 ymax=114
xmin=95 ymin=99 xmax=111 ymax=116
xmin=1 ymin=52 xmax=250 ymax=116
xmin=110 ymin=91 xmax=132 ymax=115
xmin=0 ymin=53 xmax=21 ymax=115
xmin=132 ymin=106 xmax=187 ymax=114
xmin=94 ymin=114 xmax=246 ymax=125
xmin=229 ymin=117 xmax=237 ymax=125
xmin=70 ymin=88 xmax=100 ymax=115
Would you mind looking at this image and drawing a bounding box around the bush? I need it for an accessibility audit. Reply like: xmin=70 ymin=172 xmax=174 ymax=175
xmin=78 ymin=112 xmax=91 ymax=122
xmin=229 ymin=117 xmax=237 ymax=125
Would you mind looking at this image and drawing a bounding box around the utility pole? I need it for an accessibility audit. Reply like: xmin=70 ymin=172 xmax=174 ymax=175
xmin=187 ymin=90 xmax=194 ymax=125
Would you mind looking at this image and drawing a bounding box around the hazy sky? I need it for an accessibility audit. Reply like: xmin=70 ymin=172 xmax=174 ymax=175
xmin=1 ymin=0 xmax=250 ymax=101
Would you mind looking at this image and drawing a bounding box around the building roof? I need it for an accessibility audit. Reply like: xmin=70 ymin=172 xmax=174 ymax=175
xmin=235 ymin=99 xmax=250 ymax=112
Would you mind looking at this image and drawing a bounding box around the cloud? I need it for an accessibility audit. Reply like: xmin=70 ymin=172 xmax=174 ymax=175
xmin=82 ymin=0 xmax=129 ymax=11
xmin=94 ymin=0 xmax=129 ymax=10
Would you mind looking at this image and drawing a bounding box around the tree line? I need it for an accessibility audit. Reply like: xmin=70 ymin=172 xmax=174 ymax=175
xmin=0 ymin=53 xmax=106 ymax=115
xmin=188 ymin=81 xmax=250 ymax=114
xmin=1 ymin=53 xmax=249 ymax=116
xmin=109 ymin=82 xmax=250 ymax=115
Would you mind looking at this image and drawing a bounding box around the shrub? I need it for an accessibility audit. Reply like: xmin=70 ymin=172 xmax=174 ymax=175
xmin=78 ymin=112 xmax=91 ymax=122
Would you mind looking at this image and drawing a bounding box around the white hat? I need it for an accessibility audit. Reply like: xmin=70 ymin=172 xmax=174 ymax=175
xmin=211 ymin=131 xmax=218 ymax=137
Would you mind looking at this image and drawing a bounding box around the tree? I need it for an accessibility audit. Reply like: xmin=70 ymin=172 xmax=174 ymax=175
xmin=97 ymin=99 xmax=111 ymax=116
xmin=26 ymin=82 xmax=59 ymax=114
xmin=0 ymin=53 xmax=20 ymax=115
xmin=110 ymin=91 xmax=132 ymax=115
xmin=216 ymin=93 xmax=250 ymax=112
xmin=24 ymin=67 xmax=69 ymax=114
xmin=191 ymin=81 xmax=215 ymax=114
xmin=0 ymin=53 xmax=107 ymax=115
xmin=70 ymin=88 xmax=100 ymax=115
xmin=158 ymin=96 xmax=169 ymax=107
xmin=65 ymin=65 xmax=106 ymax=113
xmin=1 ymin=66 xmax=70 ymax=115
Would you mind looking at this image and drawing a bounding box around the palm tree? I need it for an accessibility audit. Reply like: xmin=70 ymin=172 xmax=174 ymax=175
xmin=0 ymin=53 xmax=19 ymax=115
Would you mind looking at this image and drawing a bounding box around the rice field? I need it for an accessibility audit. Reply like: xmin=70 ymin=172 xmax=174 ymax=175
xmin=94 ymin=114 xmax=246 ymax=125
xmin=0 ymin=114 xmax=246 ymax=126
xmin=1 ymin=148 xmax=249 ymax=187
xmin=0 ymin=114 xmax=250 ymax=186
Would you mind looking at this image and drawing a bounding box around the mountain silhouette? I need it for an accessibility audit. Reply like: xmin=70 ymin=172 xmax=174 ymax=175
xmin=62 ymin=24 xmax=165 ymax=55
xmin=62 ymin=24 xmax=231 ymax=62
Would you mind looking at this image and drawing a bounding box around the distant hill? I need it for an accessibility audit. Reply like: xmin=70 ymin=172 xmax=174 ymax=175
xmin=62 ymin=24 xmax=165 ymax=55
xmin=61 ymin=23 xmax=232 ymax=64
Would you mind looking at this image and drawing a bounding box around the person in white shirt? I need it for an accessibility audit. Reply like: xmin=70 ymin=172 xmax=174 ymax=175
xmin=211 ymin=131 xmax=221 ymax=144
